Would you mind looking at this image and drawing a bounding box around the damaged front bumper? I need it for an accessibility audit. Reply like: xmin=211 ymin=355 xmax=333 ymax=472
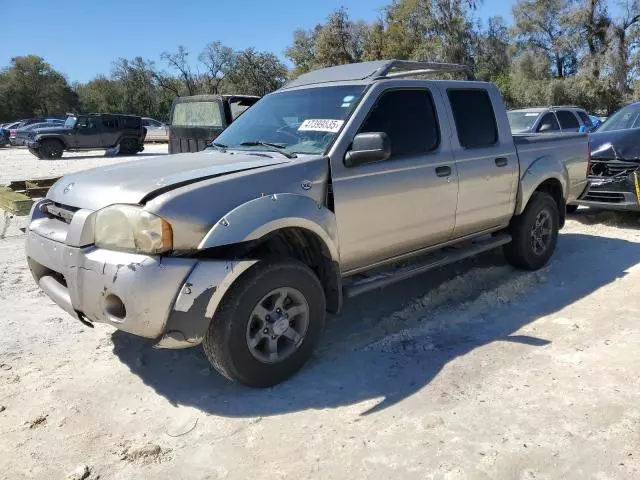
xmin=25 ymin=199 xmax=256 ymax=348
xmin=574 ymin=170 xmax=640 ymax=211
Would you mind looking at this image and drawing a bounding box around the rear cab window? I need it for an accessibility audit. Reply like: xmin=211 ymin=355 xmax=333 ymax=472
xmin=172 ymin=101 xmax=223 ymax=127
xmin=447 ymin=89 xmax=498 ymax=148
xmin=358 ymin=89 xmax=440 ymax=160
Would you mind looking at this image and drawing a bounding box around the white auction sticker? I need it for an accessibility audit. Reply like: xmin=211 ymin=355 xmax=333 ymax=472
xmin=298 ymin=119 xmax=344 ymax=133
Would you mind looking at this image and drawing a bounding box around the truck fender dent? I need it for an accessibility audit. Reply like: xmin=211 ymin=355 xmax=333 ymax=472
xmin=198 ymin=193 xmax=340 ymax=263
xmin=515 ymin=155 xmax=568 ymax=216
xmin=156 ymin=259 xmax=258 ymax=349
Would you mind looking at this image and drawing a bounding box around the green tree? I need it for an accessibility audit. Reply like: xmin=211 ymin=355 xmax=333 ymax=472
xmin=0 ymin=55 xmax=78 ymax=120
xmin=225 ymin=48 xmax=288 ymax=96
xmin=512 ymin=0 xmax=574 ymax=78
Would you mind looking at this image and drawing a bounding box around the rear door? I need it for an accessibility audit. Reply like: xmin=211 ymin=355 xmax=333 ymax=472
xmin=446 ymin=87 xmax=518 ymax=238
xmin=100 ymin=115 xmax=120 ymax=147
xmin=330 ymin=83 xmax=459 ymax=272
xmin=556 ymin=110 xmax=581 ymax=132
xmin=73 ymin=116 xmax=102 ymax=148
xmin=169 ymin=98 xmax=225 ymax=153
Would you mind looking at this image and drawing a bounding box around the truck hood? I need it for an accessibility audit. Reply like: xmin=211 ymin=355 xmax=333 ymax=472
xmin=590 ymin=128 xmax=640 ymax=162
xmin=47 ymin=150 xmax=290 ymax=210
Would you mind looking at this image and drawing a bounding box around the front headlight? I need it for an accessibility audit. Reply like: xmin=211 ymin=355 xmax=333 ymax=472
xmin=94 ymin=205 xmax=173 ymax=254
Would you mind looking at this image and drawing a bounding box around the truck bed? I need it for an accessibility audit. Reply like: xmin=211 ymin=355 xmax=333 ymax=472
xmin=513 ymin=132 xmax=590 ymax=204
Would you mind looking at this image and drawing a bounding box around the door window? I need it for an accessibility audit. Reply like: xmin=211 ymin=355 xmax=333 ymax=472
xmin=102 ymin=117 xmax=119 ymax=129
xmin=536 ymin=113 xmax=560 ymax=132
xmin=76 ymin=117 xmax=98 ymax=129
xmin=447 ymin=89 xmax=498 ymax=148
xmin=576 ymin=111 xmax=593 ymax=128
xmin=358 ymin=89 xmax=439 ymax=159
xmin=556 ymin=110 xmax=580 ymax=129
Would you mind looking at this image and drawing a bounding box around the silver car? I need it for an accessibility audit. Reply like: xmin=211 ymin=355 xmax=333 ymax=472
xmin=26 ymin=60 xmax=589 ymax=387
xmin=508 ymin=106 xmax=596 ymax=134
xmin=142 ymin=117 xmax=168 ymax=142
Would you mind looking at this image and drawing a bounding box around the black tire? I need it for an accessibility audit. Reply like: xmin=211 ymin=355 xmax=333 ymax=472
xmin=28 ymin=147 xmax=43 ymax=159
xmin=118 ymin=138 xmax=138 ymax=155
xmin=40 ymin=139 xmax=64 ymax=159
xmin=202 ymin=260 xmax=326 ymax=387
xmin=503 ymin=192 xmax=559 ymax=270
xmin=566 ymin=204 xmax=579 ymax=214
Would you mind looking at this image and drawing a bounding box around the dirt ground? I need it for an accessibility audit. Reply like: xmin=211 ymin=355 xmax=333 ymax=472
xmin=1 ymin=146 xmax=640 ymax=479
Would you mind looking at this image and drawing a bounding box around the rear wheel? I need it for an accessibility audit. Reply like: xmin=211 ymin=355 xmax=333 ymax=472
xmin=504 ymin=192 xmax=559 ymax=270
xmin=28 ymin=147 xmax=43 ymax=159
xmin=202 ymin=260 xmax=326 ymax=387
xmin=40 ymin=139 xmax=64 ymax=159
xmin=118 ymin=138 xmax=138 ymax=155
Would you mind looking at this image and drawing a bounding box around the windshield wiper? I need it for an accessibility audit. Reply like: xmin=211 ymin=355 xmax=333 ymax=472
xmin=210 ymin=142 xmax=228 ymax=151
xmin=239 ymin=141 xmax=297 ymax=159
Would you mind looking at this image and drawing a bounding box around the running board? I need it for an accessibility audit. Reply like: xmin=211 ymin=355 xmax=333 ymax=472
xmin=343 ymin=233 xmax=512 ymax=298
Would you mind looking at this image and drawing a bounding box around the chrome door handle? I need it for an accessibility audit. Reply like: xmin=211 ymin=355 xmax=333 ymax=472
xmin=436 ymin=166 xmax=452 ymax=177
xmin=495 ymin=157 xmax=508 ymax=167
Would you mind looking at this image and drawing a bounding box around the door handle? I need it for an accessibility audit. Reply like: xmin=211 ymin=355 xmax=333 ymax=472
xmin=435 ymin=165 xmax=452 ymax=177
xmin=495 ymin=157 xmax=508 ymax=167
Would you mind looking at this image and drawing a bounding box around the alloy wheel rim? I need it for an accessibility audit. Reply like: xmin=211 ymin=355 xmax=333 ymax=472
xmin=531 ymin=209 xmax=552 ymax=255
xmin=245 ymin=287 xmax=309 ymax=364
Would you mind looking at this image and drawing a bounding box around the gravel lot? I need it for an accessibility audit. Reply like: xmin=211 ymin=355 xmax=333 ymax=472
xmin=0 ymin=144 xmax=168 ymax=185
xmin=1 ymin=147 xmax=640 ymax=479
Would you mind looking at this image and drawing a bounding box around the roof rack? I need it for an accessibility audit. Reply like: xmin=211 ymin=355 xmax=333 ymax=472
xmin=373 ymin=60 xmax=476 ymax=81
xmin=548 ymin=105 xmax=580 ymax=109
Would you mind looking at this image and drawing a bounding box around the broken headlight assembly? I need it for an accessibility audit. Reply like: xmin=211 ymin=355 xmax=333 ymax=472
xmin=94 ymin=205 xmax=173 ymax=254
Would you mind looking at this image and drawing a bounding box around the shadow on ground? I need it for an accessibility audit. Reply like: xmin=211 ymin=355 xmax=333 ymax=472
xmin=112 ymin=233 xmax=640 ymax=417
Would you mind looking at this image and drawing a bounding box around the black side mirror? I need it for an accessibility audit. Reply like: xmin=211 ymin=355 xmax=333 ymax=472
xmin=538 ymin=123 xmax=553 ymax=133
xmin=345 ymin=132 xmax=391 ymax=167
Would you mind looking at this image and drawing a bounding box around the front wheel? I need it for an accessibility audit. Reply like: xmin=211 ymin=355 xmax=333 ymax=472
xmin=504 ymin=192 xmax=559 ymax=270
xmin=40 ymin=139 xmax=64 ymax=159
xmin=202 ymin=260 xmax=326 ymax=387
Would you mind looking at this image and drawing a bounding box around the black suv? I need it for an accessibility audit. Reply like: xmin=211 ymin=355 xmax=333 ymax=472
xmin=26 ymin=114 xmax=146 ymax=159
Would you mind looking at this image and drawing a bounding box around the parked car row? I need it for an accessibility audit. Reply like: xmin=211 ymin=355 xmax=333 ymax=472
xmin=0 ymin=116 xmax=170 ymax=149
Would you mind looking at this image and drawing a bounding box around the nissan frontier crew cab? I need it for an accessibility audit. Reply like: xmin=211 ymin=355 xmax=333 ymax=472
xmin=26 ymin=60 xmax=590 ymax=387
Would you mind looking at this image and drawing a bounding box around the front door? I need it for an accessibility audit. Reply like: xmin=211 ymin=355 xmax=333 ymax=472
xmin=445 ymin=88 xmax=518 ymax=238
xmin=330 ymin=86 xmax=459 ymax=273
xmin=72 ymin=116 xmax=102 ymax=148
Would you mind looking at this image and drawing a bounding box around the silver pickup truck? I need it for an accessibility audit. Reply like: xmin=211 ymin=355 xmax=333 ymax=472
xmin=25 ymin=61 xmax=589 ymax=387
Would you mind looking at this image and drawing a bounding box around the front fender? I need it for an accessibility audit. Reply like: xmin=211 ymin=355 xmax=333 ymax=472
xmin=515 ymin=155 xmax=569 ymax=215
xmin=198 ymin=193 xmax=340 ymax=263
xmin=35 ymin=134 xmax=68 ymax=148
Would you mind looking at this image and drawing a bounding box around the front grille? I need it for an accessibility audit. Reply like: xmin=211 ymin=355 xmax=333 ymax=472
xmin=584 ymin=191 xmax=626 ymax=203
xmin=42 ymin=202 xmax=78 ymax=224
